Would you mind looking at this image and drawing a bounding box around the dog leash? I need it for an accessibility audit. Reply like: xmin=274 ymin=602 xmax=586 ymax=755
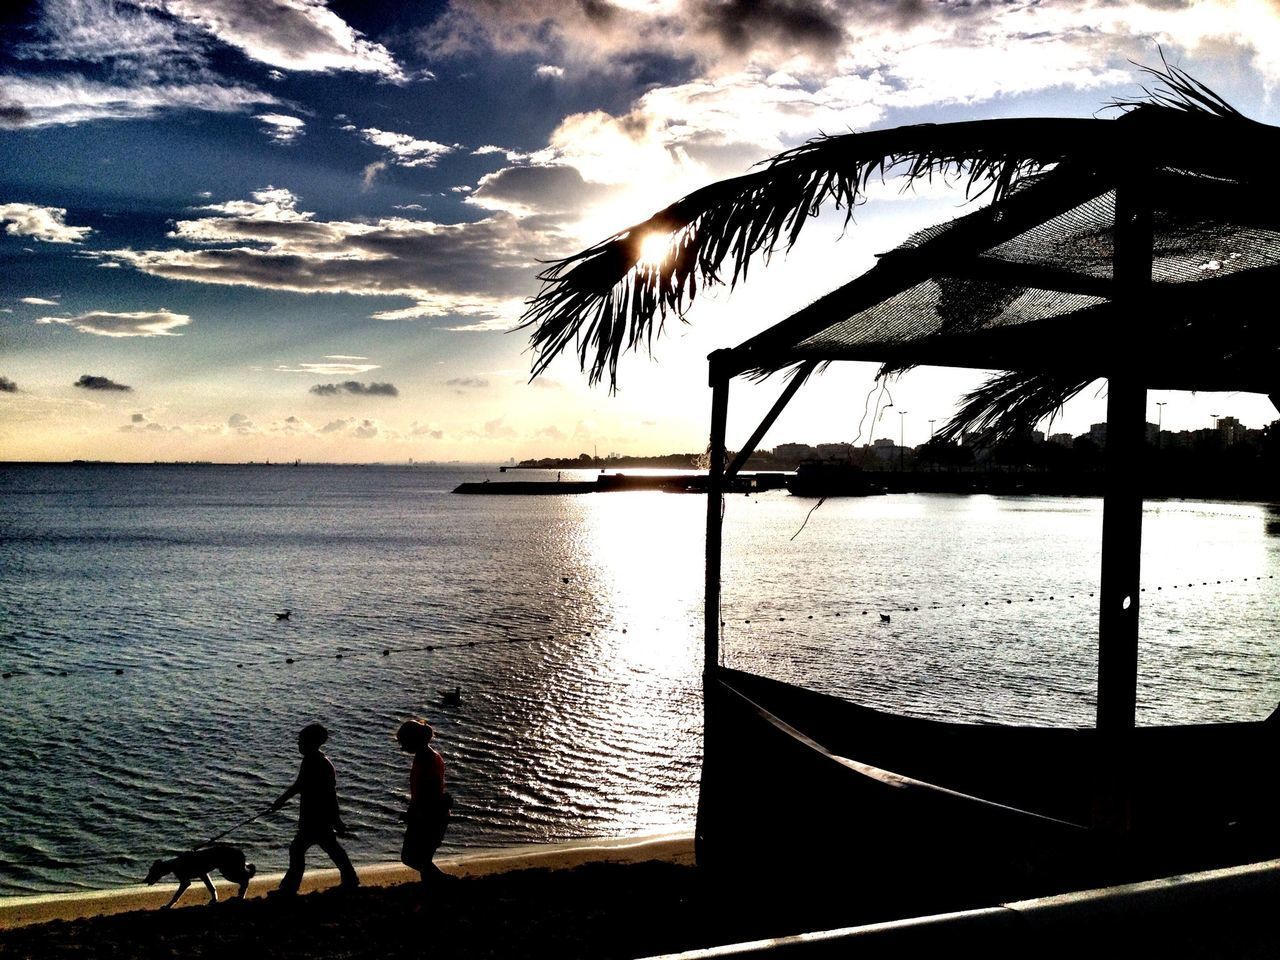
xmin=197 ymin=806 xmax=274 ymax=849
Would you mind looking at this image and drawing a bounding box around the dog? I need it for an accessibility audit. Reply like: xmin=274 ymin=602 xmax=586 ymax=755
xmin=145 ymin=843 xmax=256 ymax=908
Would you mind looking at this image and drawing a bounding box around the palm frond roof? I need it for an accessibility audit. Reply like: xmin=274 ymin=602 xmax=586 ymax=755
xmin=521 ymin=63 xmax=1280 ymax=397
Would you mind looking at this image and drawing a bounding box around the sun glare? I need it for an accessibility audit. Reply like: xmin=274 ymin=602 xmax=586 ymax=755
xmin=637 ymin=231 xmax=672 ymax=267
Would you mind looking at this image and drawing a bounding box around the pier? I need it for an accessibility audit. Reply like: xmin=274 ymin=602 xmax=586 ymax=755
xmin=453 ymin=473 xmax=790 ymax=495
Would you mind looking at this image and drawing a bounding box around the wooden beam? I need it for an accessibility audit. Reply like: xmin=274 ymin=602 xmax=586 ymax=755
xmin=725 ymin=362 xmax=816 ymax=478
xmin=705 ymin=352 xmax=731 ymax=672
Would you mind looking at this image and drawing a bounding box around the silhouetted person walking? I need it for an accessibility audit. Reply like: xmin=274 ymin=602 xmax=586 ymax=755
xmin=271 ymin=722 xmax=359 ymax=895
xmin=396 ymin=719 xmax=451 ymax=887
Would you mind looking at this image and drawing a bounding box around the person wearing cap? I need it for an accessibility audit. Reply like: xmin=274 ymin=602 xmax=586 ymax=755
xmin=271 ymin=722 xmax=360 ymax=895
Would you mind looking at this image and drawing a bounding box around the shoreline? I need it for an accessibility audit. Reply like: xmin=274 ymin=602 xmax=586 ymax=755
xmin=0 ymin=831 xmax=694 ymax=930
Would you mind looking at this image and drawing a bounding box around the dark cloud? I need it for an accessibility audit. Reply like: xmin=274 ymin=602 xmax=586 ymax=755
xmin=0 ymin=375 xmax=18 ymax=393
xmin=694 ymin=0 xmax=844 ymax=56
xmin=446 ymin=377 xmax=489 ymax=389
xmin=422 ymin=0 xmax=866 ymax=66
xmin=309 ymin=380 xmax=399 ymax=397
xmin=110 ymin=202 xmax=542 ymax=305
xmin=74 ymin=374 xmax=131 ymax=392
xmin=470 ymin=164 xmax=614 ymax=215
xmin=0 ymin=100 xmax=32 ymax=128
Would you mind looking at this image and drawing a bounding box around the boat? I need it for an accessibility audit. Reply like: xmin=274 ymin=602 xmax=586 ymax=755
xmin=786 ymin=461 xmax=884 ymax=497
xmin=700 ymin=668 xmax=1280 ymax=913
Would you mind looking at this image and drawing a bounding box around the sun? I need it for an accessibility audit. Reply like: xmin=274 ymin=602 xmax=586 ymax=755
xmin=637 ymin=231 xmax=672 ymax=267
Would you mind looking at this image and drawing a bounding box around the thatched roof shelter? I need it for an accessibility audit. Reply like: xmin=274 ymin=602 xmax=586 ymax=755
xmin=521 ymin=63 xmax=1280 ymax=908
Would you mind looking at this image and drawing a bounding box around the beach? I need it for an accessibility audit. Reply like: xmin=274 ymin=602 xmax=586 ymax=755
xmin=0 ymin=835 xmax=710 ymax=958
xmin=0 ymin=833 xmax=889 ymax=960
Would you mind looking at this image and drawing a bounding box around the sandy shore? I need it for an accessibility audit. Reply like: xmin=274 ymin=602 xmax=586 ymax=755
xmin=0 ymin=832 xmax=695 ymax=929
xmin=5 ymin=831 xmax=837 ymax=960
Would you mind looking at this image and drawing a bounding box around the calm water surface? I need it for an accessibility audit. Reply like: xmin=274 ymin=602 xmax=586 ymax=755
xmin=2 ymin=463 xmax=1278 ymax=895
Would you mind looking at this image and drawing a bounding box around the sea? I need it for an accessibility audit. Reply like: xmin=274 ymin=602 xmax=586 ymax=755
xmin=2 ymin=462 xmax=1279 ymax=896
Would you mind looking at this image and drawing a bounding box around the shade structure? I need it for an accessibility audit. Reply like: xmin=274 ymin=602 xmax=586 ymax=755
xmin=521 ymin=68 xmax=1280 ymax=916
xmin=724 ymin=164 xmax=1280 ymax=393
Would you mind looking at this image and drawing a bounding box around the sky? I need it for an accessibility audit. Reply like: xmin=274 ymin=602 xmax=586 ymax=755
xmin=3 ymin=0 xmax=1280 ymax=463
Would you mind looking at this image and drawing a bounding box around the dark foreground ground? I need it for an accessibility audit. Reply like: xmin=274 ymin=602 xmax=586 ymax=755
xmin=0 ymin=861 xmax=870 ymax=960
xmin=10 ymin=857 xmax=1280 ymax=960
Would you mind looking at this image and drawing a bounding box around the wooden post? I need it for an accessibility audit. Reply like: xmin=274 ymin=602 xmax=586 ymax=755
xmin=705 ymin=351 xmax=731 ymax=672
xmin=698 ymin=352 xmax=732 ymax=870
xmin=1094 ymin=176 xmax=1151 ymax=832
xmin=1097 ymin=378 xmax=1145 ymax=733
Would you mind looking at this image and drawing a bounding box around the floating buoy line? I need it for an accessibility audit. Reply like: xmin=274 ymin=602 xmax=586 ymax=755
xmin=2 ymin=573 xmax=1275 ymax=681
xmin=0 ymin=631 xmax=553 ymax=683
xmin=727 ymin=573 xmax=1276 ymax=627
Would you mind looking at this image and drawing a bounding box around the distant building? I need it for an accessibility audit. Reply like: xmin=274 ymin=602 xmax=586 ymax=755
xmin=774 ymin=442 xmax=818 ymax=462
xmin=1049 ymin=433 xmax=1073 ymax=447
xmin=871 ymin=438 xmax=897 ymax=462
xmin=1218 ymin=416 xmax=1244 ymax=446
xmin=1089 ymin=422 xmax=1107 ymax=446
xmin=1031 ymin=430 xmax=1045 ymax=444
xmin=816 ymin=442 xmax=853 ymax=460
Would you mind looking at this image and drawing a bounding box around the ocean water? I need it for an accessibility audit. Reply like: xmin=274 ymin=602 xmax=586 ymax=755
xmin=1 ymin=463 xmax=1278 ymax=896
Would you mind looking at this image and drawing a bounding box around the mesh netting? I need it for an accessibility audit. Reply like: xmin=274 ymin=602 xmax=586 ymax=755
xmin=775 ymin=167 xmax=1280 ymax=363
xmin=795 ymin=280 xmax=1106 ymax=353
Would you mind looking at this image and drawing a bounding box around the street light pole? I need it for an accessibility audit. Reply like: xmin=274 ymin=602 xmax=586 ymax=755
xmin=899 ymin=410 xmax=908 ymax=471
xmin=1155 ymin=401 xmax=1165 ymax=450
xmin=929 ymin=419 xmax=936 ymax=439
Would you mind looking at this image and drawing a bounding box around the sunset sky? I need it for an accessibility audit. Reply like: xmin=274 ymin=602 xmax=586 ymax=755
xmin=3 ymin=0 xmax=1280 ymax=463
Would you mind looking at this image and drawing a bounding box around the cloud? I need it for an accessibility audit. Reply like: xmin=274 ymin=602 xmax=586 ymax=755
xmin=74 ymin=374 xmax=132 ymax=391
xmin=228 ymin=412 xmax=255 ymax=433
xmin=360 ymin=127 xmax=455 ymax=168
xmin=20 ymin=297 xmax=60 ymax=305
xmin=0 ymin=99 xmax=33 ymax=128
xmin=537 ymin=425 xmax=566 ymax=440
xmin=411 ymin=421 xmax=444 ymax=438
xmin=277 ymin=360 xmax=381 ymax=375
xmin=255 ymin=112 xmax=305 ymax=144
xmin=420 ymin=0 xmax=849 ymax=67
xmin=0 ymin=74 xmax=280 ymax=128
xmin=309 ymin=380 xmax=399 ymax=396
xmin=468 ymin=164 xmax=614 ymax=216
xmin=446 ymin=377 xmax=489 ymax=389
xmin=1 ymin=203 xmax=92 ymax=243
xmin=534 ymin=64 xmax=564 ymax=78
xmin=143 ymin=0 xmax=405 ymax=79
xmin=102 ymin=187 xmax=551 ymax=324
xmin=313 ymin=416 xmax=383 ymax=438
xmin=369 ymin=297 xmax=525 ymax=327
xmin=362 ymin=160 xmax=388 ymax=190
xmin=0 ymin=376 xmax=18 ymax=393
xmin=37 ymin=309 xmax=191 ymax=337
xmin=120 ymin=411 xmax=171 ymax=432
xmin=483 ymin=416 xmax=517 ymax=439
xmin=18 ymin=0 xmax=192 ymax=63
